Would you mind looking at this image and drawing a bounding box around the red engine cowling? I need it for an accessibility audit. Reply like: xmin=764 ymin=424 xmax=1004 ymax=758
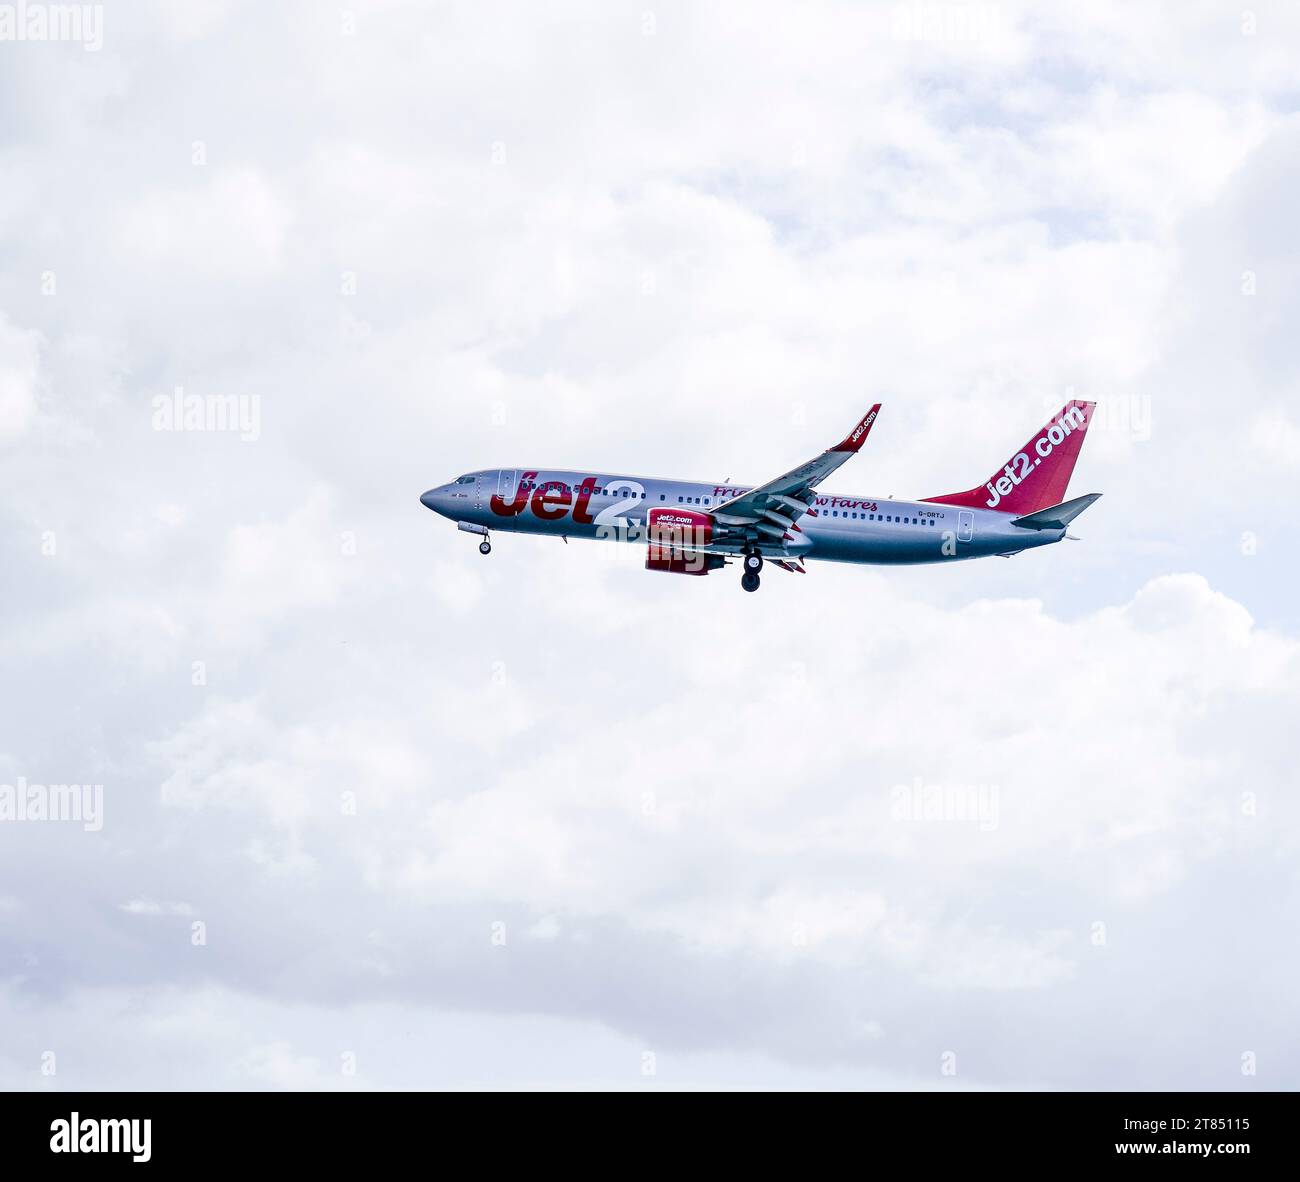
xmin=645 ymin=507 xmax=722 ymax=575
xmin=645 ymin=550 xmax=725 ymax=575
xmin=648 ymin=506 xmax=713 ymax=547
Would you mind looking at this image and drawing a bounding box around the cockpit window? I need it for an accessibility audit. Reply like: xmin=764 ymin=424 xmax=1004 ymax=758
xmin=456 ymin=475 xmax=475 ymax=484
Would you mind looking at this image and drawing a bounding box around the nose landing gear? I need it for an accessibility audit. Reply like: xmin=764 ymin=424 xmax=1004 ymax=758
xmin=457 ymin=520 xmax=493 ymax=554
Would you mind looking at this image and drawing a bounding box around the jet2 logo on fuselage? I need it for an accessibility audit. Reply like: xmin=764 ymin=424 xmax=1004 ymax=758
xmin=491 ymin=472 xmax=593 ymax=522
xmin=490 ymin=474 xmax=646 ymax=526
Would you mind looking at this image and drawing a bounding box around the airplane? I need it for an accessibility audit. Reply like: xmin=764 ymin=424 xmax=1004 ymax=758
xmin=419 ymin=400 xmax=1101 ymax=592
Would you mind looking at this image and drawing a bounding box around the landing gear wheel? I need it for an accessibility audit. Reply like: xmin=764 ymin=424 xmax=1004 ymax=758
xmin=741 ymin=571 xmax=761 ymax=593
xmin=479 ymin=540 xmax=492 ymax=555
xmin=743 ymin=552 xmax=764 ymax=574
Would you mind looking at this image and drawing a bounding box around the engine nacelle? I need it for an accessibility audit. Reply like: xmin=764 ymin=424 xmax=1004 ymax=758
xmin=645 ymin=549 xmax=725 ymax=575
xmin=647 ymin=506 xmax=713 ymax=548
xmin=645 ymin=507 xmax=722 ymax=575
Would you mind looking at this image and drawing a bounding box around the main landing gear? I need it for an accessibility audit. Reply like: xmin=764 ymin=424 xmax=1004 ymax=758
xmin=741 ymin=571 xmax=760 ymax=593
xmin=741 ymin=547 xmax=763 ymax=592
xmin=479 ymin=539 xmax=492 ymax=556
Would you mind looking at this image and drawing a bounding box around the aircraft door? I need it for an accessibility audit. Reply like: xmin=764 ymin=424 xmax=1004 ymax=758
xmin=957 ymin=510 xmax=974 ymax=543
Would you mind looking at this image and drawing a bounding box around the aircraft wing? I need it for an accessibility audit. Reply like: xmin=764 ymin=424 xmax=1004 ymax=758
xmin=709 ymin=404 xmax=882 ymax=541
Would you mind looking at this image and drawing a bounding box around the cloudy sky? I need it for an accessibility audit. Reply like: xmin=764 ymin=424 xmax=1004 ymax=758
xmin=2 ymin=0 xmax=1298 ymax=1090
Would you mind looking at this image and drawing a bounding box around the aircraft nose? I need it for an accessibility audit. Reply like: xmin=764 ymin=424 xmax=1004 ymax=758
xmin=420 ymin=488 xmax=443 ymax=512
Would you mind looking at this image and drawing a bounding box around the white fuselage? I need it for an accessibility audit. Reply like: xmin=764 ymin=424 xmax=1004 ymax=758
xmin=421 ymin=468 xmax=1064 ymax=565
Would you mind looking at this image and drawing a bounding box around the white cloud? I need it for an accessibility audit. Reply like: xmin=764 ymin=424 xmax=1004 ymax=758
xmin=0 ymin=0 xmax=1298 ymax=1091
xmin=115 ymin=169 xmax=292 ymax=279
xmin=0 ymin=313 xmax=41 ymax=443
xmin=1249 ymin=409 xmax=1300 ymax=466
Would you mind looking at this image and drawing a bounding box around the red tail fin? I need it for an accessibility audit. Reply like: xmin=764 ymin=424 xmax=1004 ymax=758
xmin=923 ymin=401 xmax=1096 ymax=515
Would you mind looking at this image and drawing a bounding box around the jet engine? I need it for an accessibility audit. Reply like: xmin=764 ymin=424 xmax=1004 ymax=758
xmin=645 ymin=507 xmax=723 ymax=575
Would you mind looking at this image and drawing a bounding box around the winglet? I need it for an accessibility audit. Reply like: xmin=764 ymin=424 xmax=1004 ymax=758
xmin=832 ymin=404 xmax=882 ymax=453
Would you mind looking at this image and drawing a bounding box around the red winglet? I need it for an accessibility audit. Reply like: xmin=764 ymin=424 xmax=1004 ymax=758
xmin=832 ymin=404 xmax=882 ymax=453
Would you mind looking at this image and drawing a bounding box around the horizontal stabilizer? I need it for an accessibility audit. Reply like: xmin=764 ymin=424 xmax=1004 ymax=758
xmin=1010 ymin=493 xmax=1102 ymax=531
